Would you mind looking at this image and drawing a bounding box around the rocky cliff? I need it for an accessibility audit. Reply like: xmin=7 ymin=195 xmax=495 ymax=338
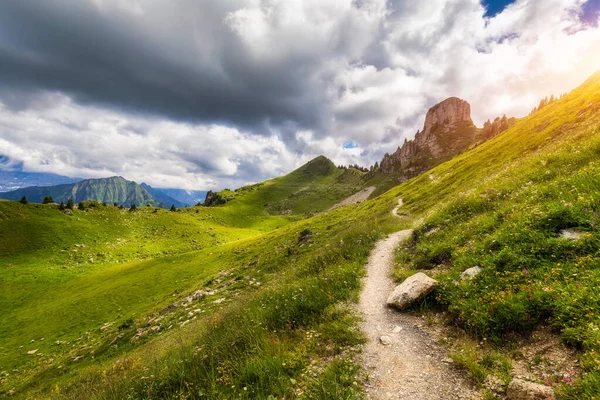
xmin=380 ymin=97 xmax=514 ymax=180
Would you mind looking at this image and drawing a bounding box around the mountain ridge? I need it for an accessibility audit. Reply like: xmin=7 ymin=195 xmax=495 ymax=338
xmin=0 ymin=176 xmax=180 ymax=208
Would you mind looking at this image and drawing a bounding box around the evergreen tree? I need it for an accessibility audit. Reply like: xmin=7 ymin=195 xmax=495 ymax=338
xmin=113 ymin=202 xmax=118 ymax=207
xmin=78 ymin=201 xmax=85 ymax=210
xmin=42 ymin=195 xmax=54 ymax=204
xmin=58 ymin=201 xmax=65 ymax=211
xmin=19 ymin=196 xmax=28 ymax=205
xmin=66 ymin=198 xmax=74 ymax=210
xmin=170 ymin=204 xmax=177 ymax=212
xmin=129 ymin=204 xmax=137 ymax=212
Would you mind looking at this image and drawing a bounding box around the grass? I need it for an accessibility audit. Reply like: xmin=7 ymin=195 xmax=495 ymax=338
xmin=4 ymin=195 xmax=405 ymax=399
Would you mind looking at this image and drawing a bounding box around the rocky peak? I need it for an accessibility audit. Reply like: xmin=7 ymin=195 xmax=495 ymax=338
xmin=420 ymin=97 xmax=472 ymax=141
xmin=380 ymin=97 xmax=478 ymax=177
xmin=379 ymin=96 xmax=515 ymax=180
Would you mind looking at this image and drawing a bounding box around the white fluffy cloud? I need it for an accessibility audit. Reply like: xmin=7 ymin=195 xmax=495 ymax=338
xmin=0 ymin=0 xmax=599 ymax=189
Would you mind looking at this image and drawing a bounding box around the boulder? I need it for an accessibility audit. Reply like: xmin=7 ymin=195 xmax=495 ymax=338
xmin=460 ymin=266 xmax=482 ymax=280
xmin=506 ymin=379 xmax=554 ymax=400
xmin=387 ymin=272 xmax=438 ymax=310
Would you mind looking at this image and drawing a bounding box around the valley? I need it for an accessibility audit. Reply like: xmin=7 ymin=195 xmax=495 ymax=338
xmin=1 ymin=71 xmax=600 ymax=399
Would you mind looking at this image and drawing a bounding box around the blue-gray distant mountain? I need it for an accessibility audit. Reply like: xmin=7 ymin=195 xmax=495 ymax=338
xmin=140 ymin=184 xmax=188 ymax=208
xmin=0 ymin=171 xmax=80 ymax=192
xmin=152 ymin=188 xmax=208 ymax=206
xmin=0 ymin=176 xmax=181 ymax=208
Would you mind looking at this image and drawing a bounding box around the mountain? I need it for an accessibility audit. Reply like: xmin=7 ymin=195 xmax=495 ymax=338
xmin=0 ymin=171 xmax=80 ymax=192
xmin=380 ymin=97 xmax=515 ymax=181
xmin=150 ymin=188 xmax=208 ymax=206
xmin=203 ymin=155 xmax=368 ymax=215
xmin=140 ymin=183 xmax=188 ymax=208
xmin=0 ymin=176 xmax=160 ymax=207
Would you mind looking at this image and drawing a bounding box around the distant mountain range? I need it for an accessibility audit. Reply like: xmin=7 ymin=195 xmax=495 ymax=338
xmin=0 ymin=171 xmax=80 ymax=192
xmin=0 ymin=171 xmax=207 ymax=207
xmin=141 ymin=184 xmax=206 ymax=207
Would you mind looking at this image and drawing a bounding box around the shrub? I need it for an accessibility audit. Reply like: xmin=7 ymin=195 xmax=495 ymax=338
xmin=129 ymin=204 xmax=137 ymax=212
xmin=58 ymin=201 xmax=65 ymax=211
xmin=66 ymin=198 xmax=74 ymax=210
xmin=19 ymin=196 xmax=28 ymax=205
xmin=78 ymin=201 xmax=85 ymax=210
xmin=42 ymin=195 xmax=54 ymax=204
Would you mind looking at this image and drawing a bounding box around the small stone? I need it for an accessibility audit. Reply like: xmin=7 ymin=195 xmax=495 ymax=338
xmin=379 ymin=336 xmax=392 ymax=346
xmin=442 ymin=357 xmax=454 ymax=364
xmin=460 ymin=266 xmax=482 ymax=280
xmin=393 ymin=326 xmax=403 ymax=333
xmin=27 ymin=349 xmax=38 ymax=355
xmin=560 ymin=229 xmax=583 ymax=241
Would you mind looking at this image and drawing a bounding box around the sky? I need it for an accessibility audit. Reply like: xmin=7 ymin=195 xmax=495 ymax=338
xmin=0 ymin=0 xmax=599 ymax=190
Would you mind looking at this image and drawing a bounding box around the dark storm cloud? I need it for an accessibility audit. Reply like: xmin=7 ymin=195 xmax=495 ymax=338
xmin=0 ymin=0 xmax=598 ymax=191
xmin=0 ymin=1 xmax=328 ymax=131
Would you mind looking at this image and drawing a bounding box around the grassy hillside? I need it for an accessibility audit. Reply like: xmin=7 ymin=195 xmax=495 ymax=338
xmin=0 ymin=155 xmax=379 ymax=399
xmin=2 ymin=71 xmax=600 ymax=399
xmin=205 ymin=156 xmax=368 ymax=217
xmin=385 ymin=70 xmax=600 ymax=398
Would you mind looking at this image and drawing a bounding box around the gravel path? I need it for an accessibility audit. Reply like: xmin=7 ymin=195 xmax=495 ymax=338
xmin=358 ymin=199 xmax=479 ymax=400
xmin=328 ymin=186 xmax=376 ymax=211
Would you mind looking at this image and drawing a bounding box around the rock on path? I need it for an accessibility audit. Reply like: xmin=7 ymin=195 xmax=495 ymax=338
xmin=358 ymin=198 xmax=479 ymax=399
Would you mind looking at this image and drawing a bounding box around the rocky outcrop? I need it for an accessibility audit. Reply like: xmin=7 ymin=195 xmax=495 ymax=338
xmin=387 ymin=272 xmax=438 ymax=310
xmin=204 ymin=191 xmax=217 ymax=207
xmin=421 ymin=97 xmax=472 ymax=142
xmin=506 ymin=379 xmax=554 ymax=400
xmin=482 ymin=115 xmax=517 ymax=139
xmin=380 ymin=97 xmax=515 ymax=180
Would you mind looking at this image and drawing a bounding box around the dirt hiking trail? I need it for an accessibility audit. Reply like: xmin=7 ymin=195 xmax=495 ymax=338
xmin=358 ymin=198 xmax=479 ymax=399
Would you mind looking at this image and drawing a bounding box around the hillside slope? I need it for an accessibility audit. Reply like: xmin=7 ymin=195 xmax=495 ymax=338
xmin=381 ymin=70 xmax=600 ymax=398
xmin=204 ymin=155 xmax=368 ymax=216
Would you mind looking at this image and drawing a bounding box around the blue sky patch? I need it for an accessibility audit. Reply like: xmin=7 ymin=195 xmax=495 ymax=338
xmin=343 ymin=141 xmax=358 ymax=149
xmin=581 ymin=0 xmax=600 ymax=26
xmin=482 ymin=0 xmax=516 ymax=17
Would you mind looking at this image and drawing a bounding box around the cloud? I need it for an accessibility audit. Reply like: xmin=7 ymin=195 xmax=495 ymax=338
xmin=0 ymin=0 xmax=599 ymax=189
